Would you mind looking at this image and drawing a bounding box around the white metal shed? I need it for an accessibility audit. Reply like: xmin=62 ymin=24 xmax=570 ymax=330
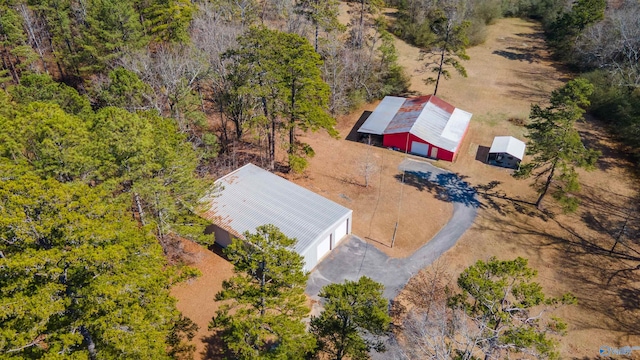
xmin=488 ymin=136 xmax=526 ymax=169
xmin=201 ymin=163 xmax=353 ymax=272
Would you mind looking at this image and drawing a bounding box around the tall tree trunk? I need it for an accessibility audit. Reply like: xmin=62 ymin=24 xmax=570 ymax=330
xmin=433 ymin=46 xmax=445 ymax=96
xmin=270 ymin=118 xmax=276 ymax=170
xmin=289 ymin=79 xmax=296 ymax=156
xmin=536 ymin=160 xmax=557 ymax=210
xmin=79 ymin=326 xmax=97 ymax=360
xmin=134 ymin=192 xmax=145 ymax=226
xmin=18 ymin=4 xmax=48 ymax=74
xmin=433 ymin=21 xmax=451 ymax=97
xmin=314 ymin=0 xmax=319 ymax=52
xmin=260 ymin=259 xmax=266 ymax=316
xmin=1 ymin=42 xmax=20 ymax=83
xmin=357 ymin=0 xmax=365 ymax=48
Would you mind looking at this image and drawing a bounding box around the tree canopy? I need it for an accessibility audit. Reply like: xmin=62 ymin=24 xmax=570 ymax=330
xmin=0 ymin=71 xmax=207 ymax=358
xmin=451 ymin=257 xmax=576 ymax=360
xmin=224 ymin=26 xmax=337 ymax=172
xmin=0 ymin=168 xmax=178 ymax=358
xmin=310 ymin=276 xmax=391 ymax=360
xmin=211 ymin=224 xmax=316 ymax=359
xmin=515 ymin=78 xmax=600 ymax=212
xmin=400 ymin=257 xmax=576 ymax=360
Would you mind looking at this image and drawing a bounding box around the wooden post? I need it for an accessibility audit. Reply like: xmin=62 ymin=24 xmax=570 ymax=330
xmin=391 ymin=222 xmax=398 ymax=248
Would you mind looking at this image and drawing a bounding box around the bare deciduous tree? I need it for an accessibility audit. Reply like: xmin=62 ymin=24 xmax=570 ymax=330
xmin=576 ymin=1 xmax=640 ymax=88
xmin=358 ymin=146 xmax=378 ymax=187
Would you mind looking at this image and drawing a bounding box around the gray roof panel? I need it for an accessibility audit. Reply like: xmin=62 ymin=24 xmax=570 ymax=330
xmin=357 ymin=96 xmax=406 ymax=135
xmin=201 ymin=164 xmax=352 ymax=254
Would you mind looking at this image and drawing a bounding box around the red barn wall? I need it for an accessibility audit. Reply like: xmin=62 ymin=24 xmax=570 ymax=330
xmin=382 ymin=133 xmax=455 ymax=162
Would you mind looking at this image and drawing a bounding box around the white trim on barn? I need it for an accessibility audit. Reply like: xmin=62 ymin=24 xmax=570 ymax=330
xmin=201 ymin=163 xmax=353 ymax=272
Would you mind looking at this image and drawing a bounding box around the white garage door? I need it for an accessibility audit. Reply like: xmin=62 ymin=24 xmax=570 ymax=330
xmin=411 ymin=141 xmax=429 ymax=156
xmin=334 ymin=219 xmax=348 ymax=245
xmin=317 ymin=234 xmax=331 ymax=262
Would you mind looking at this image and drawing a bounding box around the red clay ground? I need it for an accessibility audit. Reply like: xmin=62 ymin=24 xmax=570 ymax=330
xmin=169 ymin=240 xmax=234 ymax=359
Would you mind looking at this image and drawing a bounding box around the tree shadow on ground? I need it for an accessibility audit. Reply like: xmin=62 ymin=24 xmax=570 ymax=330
xmin=578 ymin=184 xmax=640 ymax=247
xmin=492 ymin=49 xmax=542 ymax=63
xmin=473 ymin=180 xmax=543 ymax=219
xmin=496 ymin=70 xmax=551 ymax=101
xmin=473 ymin=191 xmax=640 ymax=337
xmin=578 ymin=115 xmax=638 ymax=173
xmin=515 ymin=31 xmax=546 ymax=40
xmin=578 ymin=128 xmax=618 ymax=172
xmin=395 ymin=171 xmax=482 ymax=208
xmin=201 ymin=330 xmax=233 ymax=359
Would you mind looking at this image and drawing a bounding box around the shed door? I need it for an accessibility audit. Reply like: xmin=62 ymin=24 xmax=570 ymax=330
xmin=431 ymin=147 xmax=438 ymax=158
xmin=334 ymin=219 xmax=348 ymax=245
xmin=411 ymin=141 xmax=429 ymax=156
xmin=317 ymin=234 xmax=331 ymax=262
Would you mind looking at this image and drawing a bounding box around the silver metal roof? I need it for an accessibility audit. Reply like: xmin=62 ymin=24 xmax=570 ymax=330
xmin=201 ymin=164 xmax=352 ymax=254
xmin=357 ymin=96 xmax=406 ymax=135
xmin=489 ymin=136 xmax=526 ymax=160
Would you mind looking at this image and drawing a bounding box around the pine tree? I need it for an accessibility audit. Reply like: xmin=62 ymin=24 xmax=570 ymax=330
xmin=310 ymin=276 xmax=391 ymax=360
xmin=514 ymin=78 xmax=600 ymax=212
xmin=449 ymin=257 xmax=577 ymax=360
xmin=79 ymin=0 xmax=146 ymax=72
xmin=295 ymin=0 xmax=344 ymax=52
xmin=211 ymin=224 xmax=316 ymax=359
xmin=0 ymin=167 xmax=178 ymax=358
xmin=224 ymin=27 xmax=337 ymax=171
xmin=422 ymin=9 xmax=470 ymax=96
xmin=144 ymin=0 xmax=196 ymax=43
xmin=0 ymin=7 xmax=37 ymax=83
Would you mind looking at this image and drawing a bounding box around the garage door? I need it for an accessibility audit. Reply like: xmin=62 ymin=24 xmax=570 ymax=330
xmin=317 ymin=234 xmax=331 ymax=262
xmin=411 ymin=141 xmax=429 ymax=156
xmin=334 ymin=219 xmax=348 ymax=245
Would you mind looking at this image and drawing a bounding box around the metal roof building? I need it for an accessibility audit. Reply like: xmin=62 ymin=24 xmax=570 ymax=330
xmin=487 ymin=136 xmax=526 ymax=169
xmin=357 ymin=96 xmax=406 ymax=135
xmin=358 ymin=95 xmax=472 ymax=162
xmin=201 ymin=163 xmax=353 ymax=272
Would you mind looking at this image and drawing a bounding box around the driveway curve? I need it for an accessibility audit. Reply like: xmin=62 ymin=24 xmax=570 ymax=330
xmin=305 ymin=158 xmax=479 ymax=300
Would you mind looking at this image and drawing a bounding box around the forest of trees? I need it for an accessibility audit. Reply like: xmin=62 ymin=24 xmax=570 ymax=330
xmin=0 ymin=0 xmax=638 ymax=358
xmin=0 ymin=0 xmax=407 ymax=357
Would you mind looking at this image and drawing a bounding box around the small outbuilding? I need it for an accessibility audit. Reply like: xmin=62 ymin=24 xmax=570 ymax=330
xmin=201 ymin=163 xmax=353 ymax=272
xmin=357 ymin=95 xmax=472 ymax=161
xmin=487 ymin=136 xmax=526 ymax=169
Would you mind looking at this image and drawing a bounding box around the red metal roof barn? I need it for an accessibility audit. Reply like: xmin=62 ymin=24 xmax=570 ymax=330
xmin=357 ymin=95 xmax=472 ymax=162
